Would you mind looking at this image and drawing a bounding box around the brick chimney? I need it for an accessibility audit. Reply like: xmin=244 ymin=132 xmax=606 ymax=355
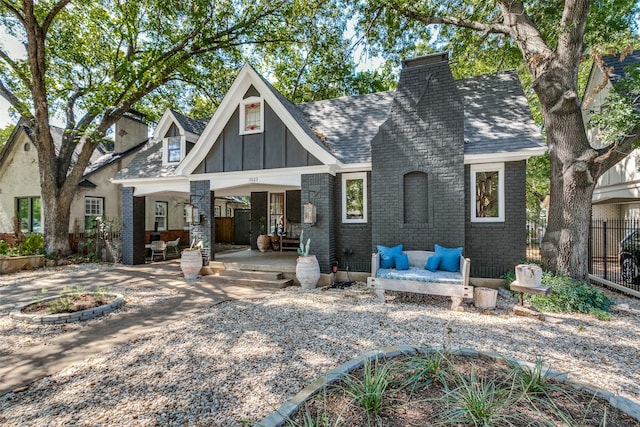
xmin=371 ymin=52 xmax=465 ymax=250
xmin=115 ymin=110 xmax=148 ymax=154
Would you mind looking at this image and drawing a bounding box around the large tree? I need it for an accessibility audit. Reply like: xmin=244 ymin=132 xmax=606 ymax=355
xmin=357 ymin=0 xmax=640 ymax=279
xmin=0 ymin=0 xmax=365 ymax=256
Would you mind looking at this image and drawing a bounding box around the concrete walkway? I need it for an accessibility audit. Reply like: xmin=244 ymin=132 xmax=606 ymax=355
xmin=0 ymin=261 xmax=280 ymax=395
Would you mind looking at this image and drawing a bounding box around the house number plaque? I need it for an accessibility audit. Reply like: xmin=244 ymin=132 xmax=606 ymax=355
xmin=249 ymin=176 xmax=259 ymax=183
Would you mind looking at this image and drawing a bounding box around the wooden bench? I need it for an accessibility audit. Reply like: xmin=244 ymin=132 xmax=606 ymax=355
xmin=367 ymin=250 xmax=473 ymax=311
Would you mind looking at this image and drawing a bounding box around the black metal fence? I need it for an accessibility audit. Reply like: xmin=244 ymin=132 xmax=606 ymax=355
xmin=590 ymin=219 xmax=640 ymax=293
xmin=525 ymin=218 xmax=640 ymax=295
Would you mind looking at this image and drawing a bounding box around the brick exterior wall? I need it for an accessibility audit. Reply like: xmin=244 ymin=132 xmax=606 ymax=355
xmin=189 ymin=181 xmax=215 ymax=263
xmin=371 ymin=57 xmax=465 ymax=255
xmin=301 ymin=173 xmax=335 ymax=273
xmin=334 ymin=172 xmax=372 ymax=272
xmin=465 ymin=161 xmax=526 ymax=278
xmin=121 ymin=187 xmax=146 ymax=265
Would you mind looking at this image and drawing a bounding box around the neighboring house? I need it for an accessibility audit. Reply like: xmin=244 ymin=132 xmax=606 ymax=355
xmin=582 ymin=50 xmax=640 ymax=220
xmin=113 ymin=53 xmax=545 ymax=277
xmin=0 ymin=111 xmax=148 ymax=246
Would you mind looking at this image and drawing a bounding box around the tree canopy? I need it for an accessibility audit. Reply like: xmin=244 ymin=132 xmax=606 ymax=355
xmin=0 ymin=0 xmax=392 ymax=255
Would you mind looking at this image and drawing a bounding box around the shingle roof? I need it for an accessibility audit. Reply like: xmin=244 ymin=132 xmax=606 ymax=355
xmin=297 ymin=92 xmax=394 ymax=163
xmin=113 ymin=138 xmax=175 ymax=180
xmin=456 ymin=70 xmax=543 ymax=155
xmin=171 ymin=109 xmax=209 ymax=135
xmin=298 ymin=70 xmax=544 ymax=161
xmin=601 ymin=50 xmax=640 ymax=84
xmin=116 ymin=68 xmax=544 ymax=180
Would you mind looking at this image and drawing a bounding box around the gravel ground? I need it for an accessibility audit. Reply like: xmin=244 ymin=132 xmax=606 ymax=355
xmin=0 ymin=264 xmax=182 ymax=355
xmin=1 ymin=269 xmax=639 ymax=426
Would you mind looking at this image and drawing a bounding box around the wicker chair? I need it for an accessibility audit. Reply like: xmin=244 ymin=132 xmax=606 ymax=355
xmin=150 ymin=240 xmax=166 ymax=261
xmin=166 ymin=237 xmax=180 ymax=258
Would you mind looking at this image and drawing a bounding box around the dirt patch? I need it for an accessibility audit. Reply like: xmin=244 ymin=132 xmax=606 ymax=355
xmin=21 ymin=293 xmax=117 ymax=316
xmin=292 ymin=354 xmax=639 ymax=426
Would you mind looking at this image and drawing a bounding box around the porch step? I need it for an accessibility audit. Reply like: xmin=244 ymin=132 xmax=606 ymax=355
xmin=217 ymin=269 xmax=284 ymax=280
xmin=201 ymin=274 xmax=293 ymax=289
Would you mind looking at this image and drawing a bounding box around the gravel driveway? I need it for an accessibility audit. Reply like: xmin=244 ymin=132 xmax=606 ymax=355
xmin=1 ymin=266 xmax=639 ymax=426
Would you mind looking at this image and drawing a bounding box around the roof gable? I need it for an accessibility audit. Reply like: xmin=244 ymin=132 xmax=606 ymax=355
xmin=176 ymin=64 xmax=339 ymax=176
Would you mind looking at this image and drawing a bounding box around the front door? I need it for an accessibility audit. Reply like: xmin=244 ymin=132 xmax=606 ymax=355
xmin=234 ymin=209 xmax=251 ymax=245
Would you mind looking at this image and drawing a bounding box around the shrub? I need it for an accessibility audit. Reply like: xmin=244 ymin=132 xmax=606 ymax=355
xmin=0 ymin=239 xmax=9 ymax=255
xmin=19 ymin=233 xmax=44 ymax=255
xmin=526 ymin=272 xmax=613 ymax=317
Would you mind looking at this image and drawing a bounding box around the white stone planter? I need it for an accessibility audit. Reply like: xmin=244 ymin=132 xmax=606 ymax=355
xmin=296 ymin=255 xmax=320 ymax=289
xmin=180 ymin=249 xmax=202 ymax=280
xmin=515 ymin=264 xmax=543 ymax=288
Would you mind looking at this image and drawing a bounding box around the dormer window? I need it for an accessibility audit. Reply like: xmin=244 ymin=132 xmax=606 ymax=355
xmin=163 ymin=135 xmax=185 ymax=165
xmin=240 ymin=96 xmax=263 ymax=135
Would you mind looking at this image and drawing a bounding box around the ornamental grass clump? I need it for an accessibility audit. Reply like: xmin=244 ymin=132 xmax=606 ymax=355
xmin=340 ymin=358 xmax=393 ymax=416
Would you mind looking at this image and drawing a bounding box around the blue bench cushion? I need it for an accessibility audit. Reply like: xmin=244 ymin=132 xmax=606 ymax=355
xmin=376 ymin=267 xmax=463 ymax=285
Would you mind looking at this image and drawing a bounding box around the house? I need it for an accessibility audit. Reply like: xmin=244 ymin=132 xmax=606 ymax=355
xmin=0 ymin=111 xmax=149 ymax=246
xmin=113 ymin=53 xmax=545 ymax=277
xmin=582 ymin=50 xmax=640 ymax=220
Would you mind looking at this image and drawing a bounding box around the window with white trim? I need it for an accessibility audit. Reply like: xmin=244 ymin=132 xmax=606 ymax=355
xmin=470 ymin=163 xmax=504 ymax=222
xmin=84 ymin=197 xmax=104 ymax=229
xmin=342 ymin=172 xmax=367 ymax=223
xmin=161 ymin=135 xmax=185 ymax=165
xmin=155 ymin=201 xmax=168 ymax=231
xmin=239 ymin=96 xmax=264 ymax=134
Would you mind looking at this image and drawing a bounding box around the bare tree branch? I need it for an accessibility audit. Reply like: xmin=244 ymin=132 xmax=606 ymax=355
xmin=0 ymin=49 xmax=32 ymax=89
xmin=393 ymin=5 xmax=511 ymax=35
xmin=0 ymin=78 xmax=31 ymax=118
xmin=0 ymin=0 xmax=25 ymax=25
xmin=556 ymin=0 xmax=589 ymax=72
xmin=42 ymin=0 xmax=71 ymax=34
xmin=594 ymin=127 xmax=640 ymax=175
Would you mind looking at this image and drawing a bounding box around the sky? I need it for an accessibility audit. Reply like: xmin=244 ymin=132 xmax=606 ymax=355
xmin=0 ymin=28 xmax=24 ymax=127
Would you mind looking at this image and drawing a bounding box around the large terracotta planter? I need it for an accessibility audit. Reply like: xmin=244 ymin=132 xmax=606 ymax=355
xmin=180 ymin=249 xmax=202 ymax=280
xmin=296 ymin=255 xmax=320 ymax=289
xmin=257 ymin=235 xmax=271 ymax=252
xmin=515 ymin=264 xmax=542 ymax=288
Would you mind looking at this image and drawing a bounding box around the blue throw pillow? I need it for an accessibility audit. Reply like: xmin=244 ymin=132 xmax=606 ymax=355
xmin=434 ymin=244 xmax=463 ymax=272
xmin=395 ymin=254 xmax=409 ymax=270
xmin=425 ymin=255 xmax=441 ymax=272
xmin=377 ymin=244 xmax=403 ymax=269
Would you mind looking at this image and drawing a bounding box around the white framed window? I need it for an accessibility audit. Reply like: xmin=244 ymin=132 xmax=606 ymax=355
xmin=163 ymin=136 xmax=184 ymax=164
xmin=239 ymin=96 xmax=264 ymax=135
xmin=470 ymin=163 xmax=505 ymax=222
xmin=84 ymin=197 xmax=104 ymax=229
xmin=155 ymin=201 xmax=168 ymax=231
xmin=342 ymin=172 xmax=367 ymax=223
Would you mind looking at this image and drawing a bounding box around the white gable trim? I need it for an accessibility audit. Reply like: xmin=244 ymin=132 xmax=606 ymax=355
xmin=175 ymin=64 xmax=338 ymax=176
xmin=153 ymin=110 xmax=183 ymax=140
xmin=464 ymin=147 xmax=546 ymax=164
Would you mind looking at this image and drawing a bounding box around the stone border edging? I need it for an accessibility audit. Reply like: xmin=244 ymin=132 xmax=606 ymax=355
xmin=254 ymin=345 xmax=640 ymax=427
xmin=10 ymin=293 xmax=124 ymax=324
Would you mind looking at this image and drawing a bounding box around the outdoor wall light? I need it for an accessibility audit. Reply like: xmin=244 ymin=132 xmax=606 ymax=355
xmin=184 ymin=204 xmax=200 ymax=224
xmin=303 ymin=202 xmax=317 ymax=225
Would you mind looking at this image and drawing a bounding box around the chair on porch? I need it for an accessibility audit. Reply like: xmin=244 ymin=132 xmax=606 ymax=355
xmin=150 ymin=240 xmax=167 ymax=261
xmin=280 ymin=221 xmax=301 ymax=252
xmin=166 ymin=237 xmax=180 ymax=258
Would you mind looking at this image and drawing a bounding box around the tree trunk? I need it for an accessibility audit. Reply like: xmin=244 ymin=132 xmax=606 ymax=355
xmin=42 ymin=191 xmax=74 ymax=256
xmin=537 ymin=68 xmax=597 ymax=280
xmin=36 ymin=128 xmax=76 ymax=257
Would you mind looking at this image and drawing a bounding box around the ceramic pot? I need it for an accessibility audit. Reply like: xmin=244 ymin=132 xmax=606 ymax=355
xmin=515 ymin=264 xmax=542 ymax=288
xmin=296 ymin=255 xmax=320 ymax=289
xmin=257 ymin=235 xmax=271 ymax=252
xmin=180 ymin=249 xmax=202 ymax=280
